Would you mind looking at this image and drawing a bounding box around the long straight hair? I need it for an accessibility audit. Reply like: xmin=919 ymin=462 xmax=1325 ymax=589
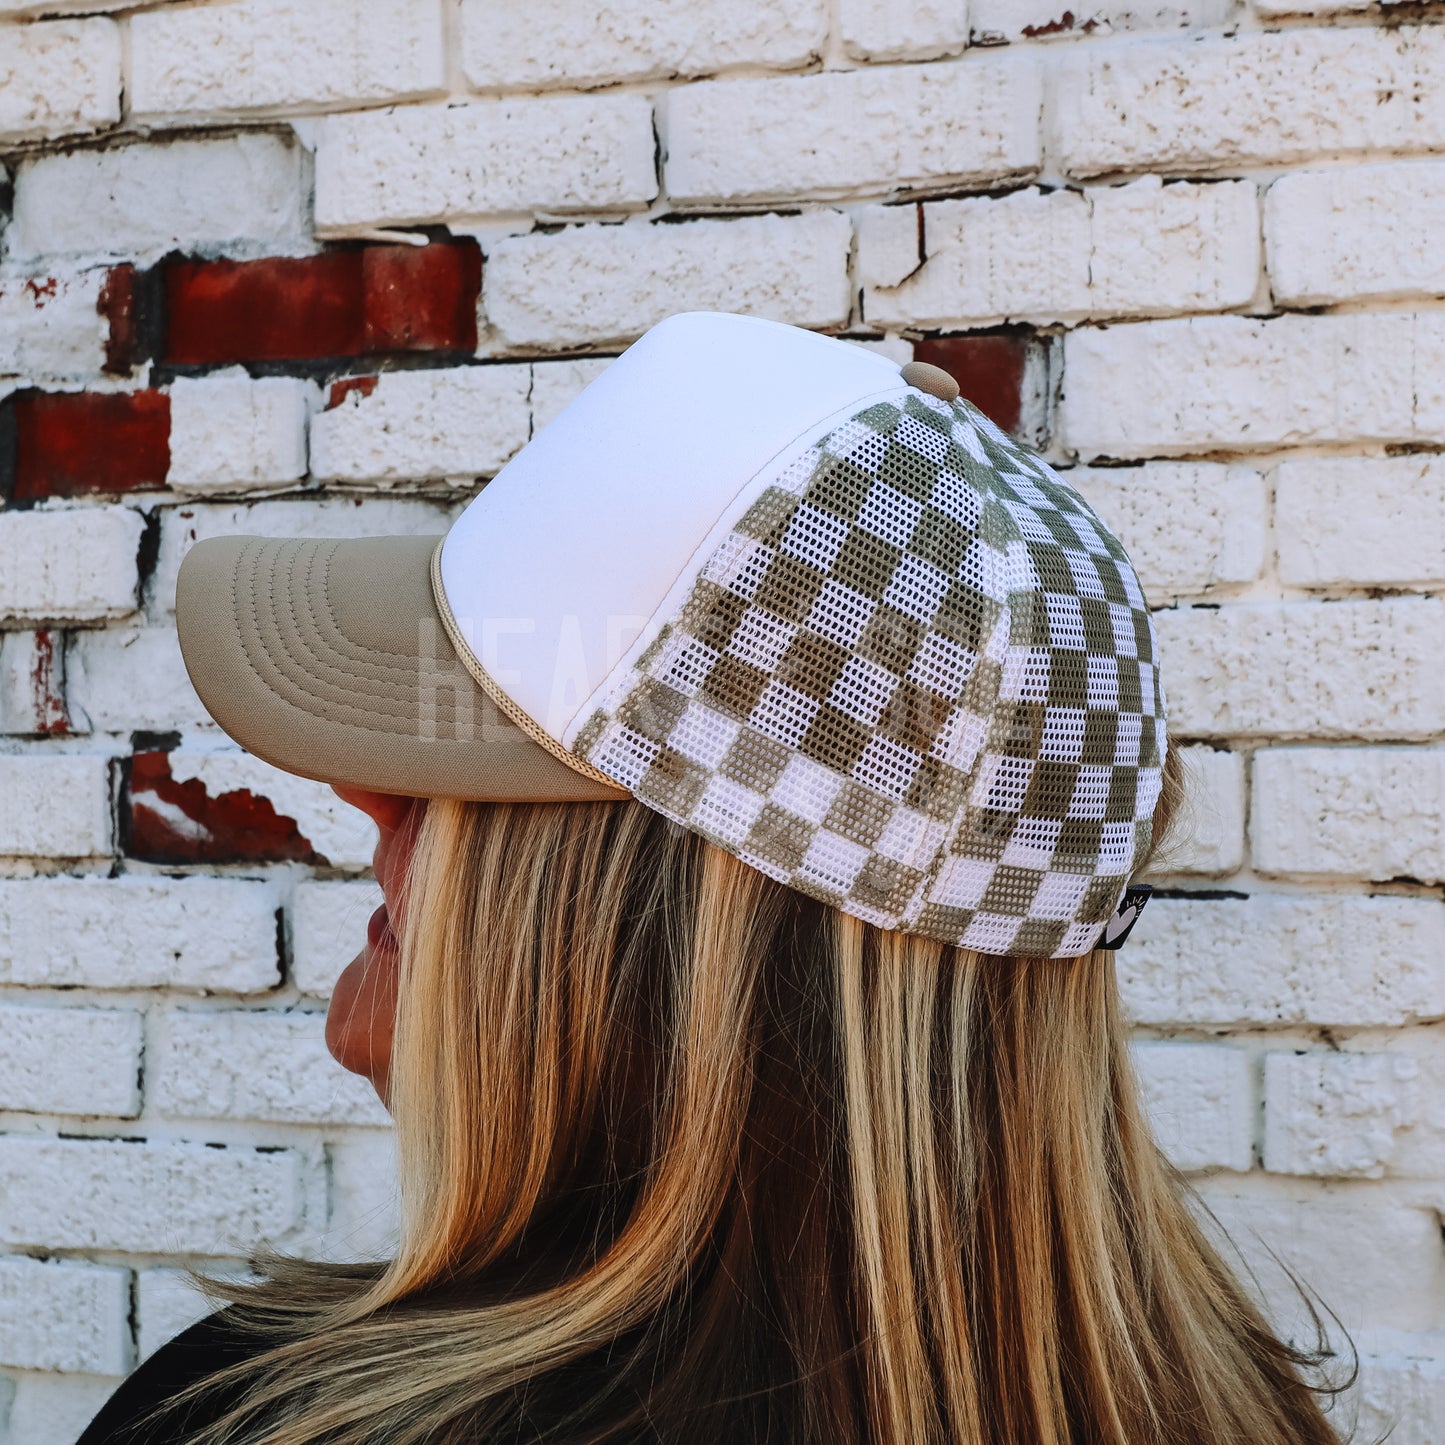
xmin=172 ymin=749 xmax=1344 ymax=1444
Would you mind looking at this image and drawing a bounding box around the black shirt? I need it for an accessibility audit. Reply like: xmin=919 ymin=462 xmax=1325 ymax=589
xmin=77 ymin=1311 xmax=267 ymax=1444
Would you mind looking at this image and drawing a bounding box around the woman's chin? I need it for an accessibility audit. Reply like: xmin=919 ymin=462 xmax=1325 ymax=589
xmin=325 ymin=940 xmax=399 ymax=1107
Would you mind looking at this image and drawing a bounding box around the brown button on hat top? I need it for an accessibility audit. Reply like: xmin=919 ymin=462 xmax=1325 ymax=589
xmin=899 ymin=360 xmax=961 ymax=403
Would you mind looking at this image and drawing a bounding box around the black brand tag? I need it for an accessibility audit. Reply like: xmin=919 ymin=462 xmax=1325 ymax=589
xmin=1096 ymin=884 xmax=1153 ymax=951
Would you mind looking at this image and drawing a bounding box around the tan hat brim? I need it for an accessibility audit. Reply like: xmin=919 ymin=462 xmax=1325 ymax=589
xmin=175 ymin=534 xmax=629 ymax=802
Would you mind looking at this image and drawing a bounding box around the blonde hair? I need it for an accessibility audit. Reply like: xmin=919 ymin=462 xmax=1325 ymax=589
xmin=170 ymin=748 xmax=1343 ymax=1444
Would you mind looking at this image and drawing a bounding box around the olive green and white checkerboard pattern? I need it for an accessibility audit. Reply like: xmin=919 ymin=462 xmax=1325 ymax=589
xmin=574 ymin=390 xmax=1167 ymax=958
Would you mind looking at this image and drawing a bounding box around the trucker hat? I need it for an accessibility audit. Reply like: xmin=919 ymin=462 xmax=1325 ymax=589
xmin=177 ymin=311 xmax=1167 ymax=958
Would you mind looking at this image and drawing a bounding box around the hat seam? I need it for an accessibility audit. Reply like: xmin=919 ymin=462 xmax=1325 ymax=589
xmin=428 ymin=538 xmax=621 ymax=791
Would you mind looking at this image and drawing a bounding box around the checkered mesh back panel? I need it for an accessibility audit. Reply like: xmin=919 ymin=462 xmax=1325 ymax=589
xmin=573 ymin=390 xmax=1167 ymax=958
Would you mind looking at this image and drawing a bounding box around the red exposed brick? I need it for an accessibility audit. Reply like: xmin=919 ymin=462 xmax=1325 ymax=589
xmin=10 ymin=389 xmax=170 ymax=502
xmin=28 ymin=630 xmax=70 ymax=736
xmin=125 ymin=751 xmax=326 ymax=865
xmin=98 ymin=265 xmax=140 ymax=374
xmin=362 ymin=241 xmax=480 ymax=353
xmin=162 ymin=239 xmax=481 ymax=366
xmin=914 ymin=334 xmax=1028 ymax=436
xmin=328 ymin=375 xmax=379 ymax=408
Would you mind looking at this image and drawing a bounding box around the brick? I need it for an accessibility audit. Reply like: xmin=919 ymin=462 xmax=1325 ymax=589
xmin=529 ymin=357 xmax=611 ymax=433
xmin=1263 ymin=1051 xmax=1418 ymax=1180
xmin=8 ymin=389 xmax=170 ymax=501
xmin=311 ymin=366 xmax=530 ymax=485
xmin=1354 ymin=1351 xmax=1445 ymax=1445
xmin=0 ymin=876 xmax=280 ymax=991
xmin=0 ymin=508 xmax=142 ymax=624
xmin=1119 ymin=895 xmax=1445 ymax=1027
xmin=136 ymin=1269 xmax=214 ymax=1362
xmin=862 ymin=179 xmax=1258 ymax=329
xmin=66 ymin=627 xmax=207 ymax=734
xmin=462 ymin=0 xmax=827 ymax=88
xmin=0 ymin=1257 xmax=129 ymax=1374
xmin=910 ymin=333 xmax=1046 ymax=440
xmin=1253 ymin=747 xmax=1445 ymax=884
xmin=1054 ymin=25 xmax=1445 ymax=180
xmin=1155 ymin=599 xmax=1444 ymax=741
xmin=840 ymin=0 xmax=968 ymax=61
xmin=131 ymin=0 xmax=443 ymax=119
xmin=148 ymin=496 xmax=452 ymax=621
xmin=314 ymin=95 xmax=657 ymax=231
xmin=665 ymin=55 xmax=1040 ymax=205
xmin=0 ymin=17 xmax=119 ymax=144
xmin=127 ymin=748 xmax=376 ymax=869
xmin=1255 ymin=0 xmax=1414 ymax=14
xmin=326 ymin=1133 xmax=399 ymax=1260
xmin=0 ymin=1004 xmax=141 ymax=1117
xmin=1060 ymin=313 xmax=1445 ymax=459
xmin=0 ymin=754 xmax=110 ymax=857
xmin=290 ymin=879 xmax=380 ymax=997
xmin=162 ymin=240 xmax=481 ymax=367
xmin=1131 ymin=1042 xmax=1252 ymax=1173
xmin=0 ymin=630 xmax=69 ymax=736
xmin=1069 ymin=462 xmax=1265 ymax=600
xmin=969 ymin=0 xmax=1234 ymax=42
xmin=9 ymin=132 xmax=310 ymax=265
xmin=1196 ymin=1188 xmax=1445 ymax=1335
xmin=167 ymin=374 xmax=313 ymax=494
xmin=0 ymin=1137 xmax=303 ymax=1253
xmin=0 ymin=265 xmax=117 ymax=380
xmin=484 ymin=213 xmax=853 ymax=350
xmin=1161 ymin=744 xmax=1245 ymax=877
xmin=6 ymin=1375 xmax=123 ymax=1445
xmin=1266 ymin=160 xmax=1445 ymax=308
xmin=153 ymin=1010 xmax=388 ymax=1126
xmin=1276 ymin=455 xmax=1445 ymax=588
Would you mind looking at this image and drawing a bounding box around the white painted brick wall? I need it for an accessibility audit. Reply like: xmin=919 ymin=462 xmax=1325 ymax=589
xmin=167 ymin=374 xmax=315 ymax=494
xmin=483 ymin=212 xmax=854 ymax=350
xmin=861 ymin=178 xmax=1259 ymax=328
xmin=0 ymin=1258 xmax=129 ymax=1374
xmin=9 ymin=132 xmax=311 ymax=263
xmin=461 ymin=0 xmax=828 ymax=90
xmin=1253 ymin=747 xmax=1445 ymax=883
xmin=0 ymin=17 xmax=119 ymax=144
xmin=131 ymin=0 xmax=444 ymax=120
xmin=1 ymin=0 xmax=1442 ymax=1421
xmin=5 ymin=1374 xmax=122 ymax=1445
xmin=313 ymin=95 xmax=658 ymax=231
xmin=0 ymin=508 xmax=142 ymax=624
xmin=1132 ymin=1041 xmax=1253 ymax=1172
xmin=0 ymin=264 xmax=112 ymax=379
xmin=0 ymin=1137 xmax=304 ymax=1254
xmin=0 ymin=1004 xmax=141 ymax=1117
xmin=839 ymin=0 xmax=968 ymax=62
xmin=151 ymin=1010 xmax=389 ymax=1126
xmin=1155 ymin=599 xmax=1445 ymax=740
xmin=0 ymin=877 xmax=280 ymax=990
xmin=1266 ymin=159 xmax=1445 ymax=308
xmin=66 ymin=627 xmax=209 ymax=733
xmin=1263 ymin=1052 xmax=1419 ymax=1180
xmin=1275 ymin=456 xmax=1445 ymax=588
xmin=310 ymin=366 xmax=531 ymax=484
xmin=1069 ymin=462 xmax=1266 ymax=599
xmin=0 ymin=754 xmax=110 ymax=857
xmin=290 ymin=878 xmax=380 ymax=997
xmin=664 ymin=56 xmax=1041 ymax=204
xmin=1053 ymin=26 xmax=1445 ymax=178
xmin=1119 ymin=896 xmax=1445 ymax=1026
xmin=1061 ymin=313 xmax=1445 ymax=459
